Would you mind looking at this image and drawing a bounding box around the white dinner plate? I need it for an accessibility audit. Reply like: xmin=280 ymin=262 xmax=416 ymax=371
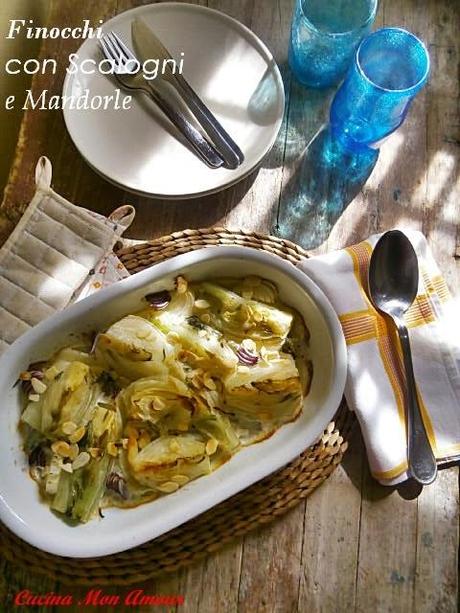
xmin=62 ymin=3 xmax=285 ymax=199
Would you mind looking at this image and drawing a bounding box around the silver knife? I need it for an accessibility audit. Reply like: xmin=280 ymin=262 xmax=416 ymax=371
xmin=131 ymin=18 xmax=244 ymax=170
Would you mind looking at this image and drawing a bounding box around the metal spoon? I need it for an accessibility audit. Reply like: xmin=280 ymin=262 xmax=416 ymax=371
xmin=368 ymin=230 xmax=437 ymax=485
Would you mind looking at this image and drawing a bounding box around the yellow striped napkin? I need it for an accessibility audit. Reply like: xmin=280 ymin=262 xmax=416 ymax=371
xmin=299 ymin=230 xmax=460 ymax=485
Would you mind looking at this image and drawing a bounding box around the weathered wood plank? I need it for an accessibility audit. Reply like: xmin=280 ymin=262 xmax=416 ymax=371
xmin=356 ymin=473 xmax=419 ymax=613
xmin=415 ymin=11 xmax=460 ymax=610
xmin=414 ymin=468 xmax=459 ymax=613
xmin=237 ymin=504 xmax=305 ymax=613
xmin=0 ymin=559 xmax=60 ymax=613
xmin=0 ymin=0 xmax=121 ymax=244
xmin=353 ymin=0 xmax=427 ymax=609
xmin=0 ymin=0 xmax=48 ymax=194
xmin=353 ymin=1 xmax=460 ymax=611
xmin=297 ymin=427 xmax=363 ymax=613
xmin=178 ymin=542 xmax=242 ymax=613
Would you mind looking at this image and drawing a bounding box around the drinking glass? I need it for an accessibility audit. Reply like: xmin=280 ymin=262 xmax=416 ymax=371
xmin=330 ymin=27 xmax=430 ymax=151
xmin=288 ymin=0 xmax=378 ymax=89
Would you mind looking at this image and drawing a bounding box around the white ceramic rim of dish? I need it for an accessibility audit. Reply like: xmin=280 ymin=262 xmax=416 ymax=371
xmin=0 ymin=247 xmax=347 ymax=557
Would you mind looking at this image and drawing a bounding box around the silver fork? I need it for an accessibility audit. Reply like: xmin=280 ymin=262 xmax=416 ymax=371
xmin=100 ymin=32 xmax=225 ymax=169
xmin=131 ymin=18 xmax=244 ymax=170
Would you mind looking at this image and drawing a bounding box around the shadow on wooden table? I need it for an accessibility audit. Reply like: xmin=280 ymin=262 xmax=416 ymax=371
xmin=340 ymin=427 xmax=396 ymax=503
xmin=125 ymin=166 xmax=260 ymax=240
xmin=261 ymin=62 xmax=334 ymax=172
xmin=340 ymin=419 xmax=459 ymax=502
xmin=271 ymin=68 xmax=380 ymax=249
xmin=274 ymin=44 xmax=460 ymax=254
xmin=13 ymin=119 xmax=261 ymax=243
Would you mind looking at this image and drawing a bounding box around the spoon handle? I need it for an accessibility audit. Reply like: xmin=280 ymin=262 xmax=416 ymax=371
xmin=395 ymin=318 xmax=437 ymax=485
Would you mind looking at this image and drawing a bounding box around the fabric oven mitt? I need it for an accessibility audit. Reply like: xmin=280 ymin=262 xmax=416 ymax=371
xmin=0 ymin=156 xmax=135 ymax=356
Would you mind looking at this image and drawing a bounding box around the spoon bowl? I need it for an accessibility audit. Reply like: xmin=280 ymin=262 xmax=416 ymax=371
xmin=369 ymin=229 xmax=419 ymax=318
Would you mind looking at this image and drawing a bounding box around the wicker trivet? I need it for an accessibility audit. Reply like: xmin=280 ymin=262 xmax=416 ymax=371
xmin=0 ymin=228 xmax=354 ymax=586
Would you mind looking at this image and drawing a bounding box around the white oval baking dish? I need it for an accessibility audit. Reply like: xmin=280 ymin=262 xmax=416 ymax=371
xmin=0 ymin=246 xmax=347 ymax=558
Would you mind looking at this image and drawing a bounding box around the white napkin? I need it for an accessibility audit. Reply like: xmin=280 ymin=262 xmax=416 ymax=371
xmin=299 ymin=230 xmax=460 ymax=485
xmin=0 ymin=157 xmax=134 ymax=356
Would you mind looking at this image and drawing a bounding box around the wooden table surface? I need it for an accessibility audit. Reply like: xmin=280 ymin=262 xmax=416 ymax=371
xmin=1 ymin=0 xmax=459 ymax=611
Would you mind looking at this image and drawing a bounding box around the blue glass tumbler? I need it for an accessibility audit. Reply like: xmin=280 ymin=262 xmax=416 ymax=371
xmin=289 ymin=0 xmax=378 ymax=89
xmin=330 ymin=27 xmax=430 ymax=151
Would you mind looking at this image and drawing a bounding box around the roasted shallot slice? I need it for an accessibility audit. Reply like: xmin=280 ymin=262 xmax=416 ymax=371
xmin=236 ymin=345 xmax=259 ymax=366
xmin=106 ymin=471 xmax=129 ymax=499
xmin=145 ymin=290 xmax=171 ymax=310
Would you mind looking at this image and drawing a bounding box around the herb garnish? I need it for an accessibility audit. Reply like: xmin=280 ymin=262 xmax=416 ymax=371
xmin=97 ymin=371 xmax=120 ymax=397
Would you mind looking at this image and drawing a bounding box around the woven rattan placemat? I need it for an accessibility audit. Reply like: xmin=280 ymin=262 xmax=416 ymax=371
xmin=0 ymin=228 xmax=353 ymax=586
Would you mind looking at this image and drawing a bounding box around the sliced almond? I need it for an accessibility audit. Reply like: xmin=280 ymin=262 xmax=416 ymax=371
xmin=194 ymin=299 xmax=210 ymax=309
xmin=31 ymin=377 xmax=47 ymax=394
xmin=157 ymin=481 xmax=179 ymax=493
xmin=61 ymin=462 xmax=73 ymax=474
xmin=72 ymin=451 xmax=90 ymax=470
xmin=28 ymin=394 xmax=40 ymax=402
xmin=68 ymin=443 xmax=79 ymax=461
xmin=176 ymin=275 xmax=188 ymax=294
xmin=51 ymin=440 xmax=71 ymax=458
xmin=68 ymin=426 xmax=86 ymax=444
xmin=205 ymin=439 xmax=218 ymax=455
xmin=62 ymin=421 xmax=77 ymax=435
xmin=171 ymin=474 xmax=190 ymax=486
